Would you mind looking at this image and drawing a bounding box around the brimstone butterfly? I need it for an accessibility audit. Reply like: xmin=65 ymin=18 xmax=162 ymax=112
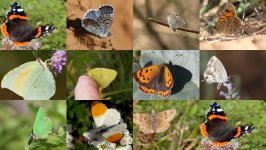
xmin=87 ymin=68 xmax=117 ymax=88
xmin=1 ymin=58 xmax=55 ymax=100
xmin=28 ymin=107 xmax=53 ymax=145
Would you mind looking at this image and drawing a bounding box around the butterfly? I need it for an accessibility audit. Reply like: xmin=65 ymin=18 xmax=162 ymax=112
xmin=1 ymin=58 xmax=56 ymax=100
xmin=87 ymin=68 xmax=117 ymax=89
xmin=133 ymin=109 xmax=176 ymax=134
xmin=88 ymin=102 xmax=127 ymax=143
xmin=215 ymin=3 xmax=242 ymax=34
xmin=81 ymin=5 xmax=114 ymax=37
xmin=134 ymin=63 xmax=174 ymax=97
xmin=167 ymin=12 xmax=185 ymax=32
xmin=203 ymin=56 xmax=228 ymax=89
xmin=201 ymin=102 xmax=255 ymax=147
xmin=137 ymin=130 xmax=155 ymax=146
xmin=28 ymin=107 xmax=53 ymax=145
xmin=1 ymin=2 xmax=55 ymax=47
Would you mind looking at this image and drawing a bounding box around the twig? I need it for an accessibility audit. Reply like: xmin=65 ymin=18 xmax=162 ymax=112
xmin=148 ymin=18 xmax=199 ymax=34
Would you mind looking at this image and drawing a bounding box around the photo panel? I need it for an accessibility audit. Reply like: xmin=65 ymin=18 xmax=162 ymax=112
xmin=0 ymin=0 xmax=66 ymax=50
xmin=0 ymin=51 xmax=66 ymax=100
xmin=201 ymin=50 xmax=266 ymax=100
xmin=67 ymin=100 xmax=133 ymax=149
xmin=133 ymin=0 xmax=199 ymax=50
xmin=66 ymin=0 xmax=133 ymax=50
xmin=0 ymin=100 xmax=66 ymax=149
xmin=133 ymin=50 xmax=199 ymax=100
xmin=67 ymin=50 xmax=133 ymax=100
xmin=200 ymin=0 xmax=266 ymax=50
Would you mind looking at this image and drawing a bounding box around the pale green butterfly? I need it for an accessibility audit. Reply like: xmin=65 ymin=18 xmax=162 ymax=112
xmin=28 ymin=107 xmax=53 ymax=145
xmin=87 ymin=68 xmax=117 ymax=88
xmin=1 ymin=58 xmax=55 ymax=100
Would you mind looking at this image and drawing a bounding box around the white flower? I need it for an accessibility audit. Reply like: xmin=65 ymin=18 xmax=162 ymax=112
xmin=66 ymin=124 xmax=75 ymax=150
xmin=120 ymin=131 xmax=133 ymax=146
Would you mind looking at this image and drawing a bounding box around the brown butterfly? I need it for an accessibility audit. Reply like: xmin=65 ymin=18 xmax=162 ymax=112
xmin=133 ymin=64 xmax=174 ymax=97
xmin=215 ymin=3 xmax=242 ymax=34
xmin=133 ymin=109 xmax=176 ymax=134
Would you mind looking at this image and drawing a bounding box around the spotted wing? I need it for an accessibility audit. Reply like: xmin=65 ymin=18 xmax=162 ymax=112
xmin=133 ymin=113 xmax=154 ymax=134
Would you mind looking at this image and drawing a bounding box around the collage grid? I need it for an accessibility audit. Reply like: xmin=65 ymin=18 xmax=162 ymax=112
xmin=0 ymin=0 xmax=266 ymax=150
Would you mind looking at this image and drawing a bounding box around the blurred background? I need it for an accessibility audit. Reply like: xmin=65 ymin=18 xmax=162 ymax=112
xmin=67 ymin=100 xmax=133 ymax=149
xmin=0 ymin=51 xmax=66 ymax=100
xmin=133 ymin=100 xmax=266 ymax=149
xmin=200 ymin=0 xmax=266 ymax=50
xmin=66 ymin=0 xmax=133 ymax=50
xmin=201 ymin=51 xmax=266 ymax=99
xmin=133 ymin=0 xmax=199 ymax=50
xmin=0 ymin=100 xmax=66 ymax=149
xmin=67 ymin=51 xmax=133 ymax=100
xmin=0 ymin=0 xmax=66 ymax=50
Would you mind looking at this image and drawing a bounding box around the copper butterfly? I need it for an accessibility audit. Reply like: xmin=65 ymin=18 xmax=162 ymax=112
xmin=133 ymin=51 xmax=176 ymax=97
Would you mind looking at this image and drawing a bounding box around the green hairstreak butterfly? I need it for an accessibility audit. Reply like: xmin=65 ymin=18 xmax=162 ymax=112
xmin=28 ymin=107 xmax=53 ymax=145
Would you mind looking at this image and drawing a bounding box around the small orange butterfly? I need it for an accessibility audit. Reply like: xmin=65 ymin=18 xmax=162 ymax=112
xmin=215 ymin=3 xmax=242 ymax=34
xmin=133 ymin=63 xmax=174 ymax=97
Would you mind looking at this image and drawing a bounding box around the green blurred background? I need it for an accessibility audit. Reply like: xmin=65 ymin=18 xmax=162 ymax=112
xmin=0 ymin=0 xmax=66 ymax=50
xmin=67 ymin=100 xmax=133 ymax=149
xmin=133 ymin=100 xmax=266 ymax=149
xmin=0 ymin=100 xmax=66 ymax=149
xmin=0 ymin=51 xmax=66 ymax=100
xmin=67 ymin=51 xmax=133 ymax=100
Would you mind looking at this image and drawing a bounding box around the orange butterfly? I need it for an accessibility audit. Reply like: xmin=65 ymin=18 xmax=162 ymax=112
xmin=133 ymin=64 xmax=173 ymax=97
xmin=215 ymin=3 xmax=242 ymax=34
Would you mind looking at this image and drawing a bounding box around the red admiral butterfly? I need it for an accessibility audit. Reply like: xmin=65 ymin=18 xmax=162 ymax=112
xmin=1 ymin=2 xmax=55 ymax=46
xmin=201 ymin=102 xmax=255 ymax=147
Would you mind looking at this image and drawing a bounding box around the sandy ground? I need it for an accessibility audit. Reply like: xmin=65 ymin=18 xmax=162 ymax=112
xmin=66 ymin=0 xmax=133 ymax=50
xmin=200 ymin=33 xmax=266 ymax=50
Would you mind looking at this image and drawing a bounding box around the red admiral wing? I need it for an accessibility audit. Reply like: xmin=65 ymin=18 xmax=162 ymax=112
xmin=1 ymin=2 xmax=55 ymax=47
xmin=201 ymin=102 xmax=255 ymax=147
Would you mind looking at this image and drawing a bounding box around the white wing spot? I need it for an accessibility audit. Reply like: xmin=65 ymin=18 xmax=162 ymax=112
xmin=17 ymin=8 xmax=23 ymax=12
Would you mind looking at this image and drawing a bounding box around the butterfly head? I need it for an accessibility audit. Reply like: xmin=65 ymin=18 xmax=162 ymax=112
xmin=221 ymin=4 xmax=237 ymax=17
xmin=203 ymin=71 xmax=214 ymax=84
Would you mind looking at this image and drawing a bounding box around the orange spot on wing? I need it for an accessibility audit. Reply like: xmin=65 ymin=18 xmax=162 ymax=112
xmin=8 ymin=15 xmax=27 ymax=20
xmin=35 ymin=27 xmax=42 ymax=38
xmin=139 ymin=86 xmax=156 ymax=95
xmin=201 ymin=123 xmax=208 ymax=137
xmin=208 ymin=114 xmax=227 ymax=121
xmin=91 ymin=102 xmax=107 ymax=118
xmin=134 ymin=65 xmax=160 ymax=84
xmin=234 ymin=127 xmax=241 ymax=138
xmin=13 ymin=41 xmax=29 ymax=46
xmin=158 ymin=90 xmax=170 ymax=97
xmin=1 ymin=23 xmax=9 ymax=37
xmin=164 ymin=65 xmax=173 ymax=88
xmin=106 ymin=133 xmax=123 ymax=143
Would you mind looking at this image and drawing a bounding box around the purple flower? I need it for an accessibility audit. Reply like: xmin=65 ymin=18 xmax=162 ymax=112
xmin=50 ymin=50 xmax=67 ymax=75
xmin=223 ymin=82 xmax=232 ymax=90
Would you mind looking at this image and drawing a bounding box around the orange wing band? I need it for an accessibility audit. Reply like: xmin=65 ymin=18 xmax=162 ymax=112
xmin=1 ymin=23 xmax=9 ymax=37
xmin=208 ymin=114 xmax=227 ymax=121
xmin=200 ymin=123 xmax=208 ymax=137
xmin=8 ymin=15 xmax=27 ymax=20
xmin=234 ymin=127 xmax=241 ymax=138
xmin=13 ymin=41 xmax=30 ymax=46
xmin=35 ymin=27 xmax=42 ymax=38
